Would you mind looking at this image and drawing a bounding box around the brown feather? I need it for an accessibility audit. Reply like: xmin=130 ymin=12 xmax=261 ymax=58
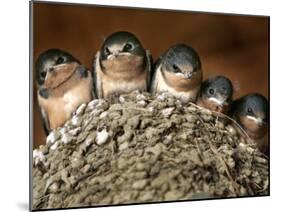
xmin=38 ymin=65 xmax=93 ymax=130
xmin=99 ymin=55 xmax=147 ymax=98
xmin=152 ymin=65 xmax=202 ymax=103
xmin=196 ymin=96 xmax=230 ymax=114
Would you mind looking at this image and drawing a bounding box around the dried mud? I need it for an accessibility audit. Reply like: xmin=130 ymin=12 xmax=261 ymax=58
xmin=32 ymin=91 xmax=269 ymax=209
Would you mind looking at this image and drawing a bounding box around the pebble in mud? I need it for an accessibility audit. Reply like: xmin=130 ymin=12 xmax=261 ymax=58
xmin=132 ymin=179 xmax=148 ymax=190
xmin=75 ymin=103 xmax=86 ymax=116
xmin=96 ymin=129 xmax=109 ymax=145
xmin=46 ymin=131 xmax=60 ymax=144
xmin=215 ymin=121 xmax=225 ymax=129
xmin=119 ymin=142 xmax=129 ymax=151
xmin=165 ymin=190 xmax=184 ymax=201
xmin=226 ymin=125 xmax=237 ymax=136
xmin=33 ymin=149 xmax=46 ymax=165
xmin=33 ymin=91 xmax=269 ymax=210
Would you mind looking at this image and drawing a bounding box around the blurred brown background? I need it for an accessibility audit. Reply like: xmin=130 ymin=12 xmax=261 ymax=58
xmin=32 ymin=2 xmax=269 ymax=148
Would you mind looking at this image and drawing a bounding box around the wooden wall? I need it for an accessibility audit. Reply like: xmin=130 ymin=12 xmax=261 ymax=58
xmin=32 ymin=2 xmax=269 ymax=148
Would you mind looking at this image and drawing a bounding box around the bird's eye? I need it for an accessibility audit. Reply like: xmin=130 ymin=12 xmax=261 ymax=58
xmin=172 ymin=64 xmax=181 ymax=73
xmin=40 ymin=71 xmax=46 ymax=79
xmin=104 ymin=47 xmax=110 ymax=55
xmin=247 ymin=107 xmax=253 ymax=115
xmin=123 ymin=43 xmax=133 ymax=52
xmin=56 ymin=57 xmax=64 ymax=65
xmin=209 ymin=88 xmax=215 ymax=95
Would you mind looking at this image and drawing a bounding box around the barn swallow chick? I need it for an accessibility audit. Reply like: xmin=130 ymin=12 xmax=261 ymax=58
xmin=150 ymin=44 xmax=202 ymax=103
xmin=197 ymin=76 xmax=233 ymax=114
xmin=35 ymin=49 xmax=94 ymax=134
xmin=231 ymin=93 xmax=269 ymax=154
xmin=93 ymin=31 xmax=152 ymax=98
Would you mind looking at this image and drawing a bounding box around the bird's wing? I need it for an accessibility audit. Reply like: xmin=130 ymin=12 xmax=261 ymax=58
xmin=145 ymin=50 xmax=153 ymax=91
xmin=85 ymin=66 xmax=96 ymax=99
xmin=149 ymin=56 xmax=162 ymax=93
xmin=92 ymin=51 xmax=103 ymax=98
xmin=40 ymin=107 xmax=50 ymax=135
xmin=228 ymin=98 xmax=240 ymax=117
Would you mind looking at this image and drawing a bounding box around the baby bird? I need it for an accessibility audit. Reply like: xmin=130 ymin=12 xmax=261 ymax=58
xmin=92 ymin=31 xmax=152 ymax=98
xmin=35 ymin=49 xmax=94 ymax=134
xmin=197 ymin=76 xmax=233 ymax=114
xmin=150 ymin=44 xmax=203 ymax=103
xmin=231 ymin=93 xmax=269 ymax=155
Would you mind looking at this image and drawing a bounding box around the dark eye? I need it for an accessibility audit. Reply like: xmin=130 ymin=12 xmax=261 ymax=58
xmin=247 ymin=107 xmax=253 ymax=115
xmin=40 ymin=71 xmax=46 ymax=78
xmin=209 ymin=88 xmax=215 ymax=95
xmin=56 ymin=57 xmax=64 ymax=65
xmin=104 ymin=47 xmax=110 ymax=55
xmin=123 ymin=43 xmax=133 ymax=52
xmin=172 ymin=64 xmax=181 ymax=73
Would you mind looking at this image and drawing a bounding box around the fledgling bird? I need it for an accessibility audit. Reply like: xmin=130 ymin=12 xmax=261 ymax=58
xmin=197 ymin=76 xmax=233 ymax=114
xmin=150 ymin=44 xmax=203 ymax=103
xmin=35 ymin=49 xmax=94 ymax=134
xmin=93 ymin=31 xmax=152 ymax=98
xmin=231 ymin=93 xmax=269 ymax=155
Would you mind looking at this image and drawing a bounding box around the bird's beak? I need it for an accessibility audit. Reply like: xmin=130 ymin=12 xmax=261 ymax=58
xmin=208 ymin=97 xmax=223 ymax=106
xmin=246 ymin=115 xmax=264 ymax=125
xmin=208 ymin=96 xmax=229 ymax=107
xmin=107 ymin=55 xmax=116 ymax=60
xmin=108 ymin=51 xmax=130 ymax=60
xmin=184 ymin=71 xmax=193 ymax=79
xmin=51 ymin=63 xmax=68 ymax=71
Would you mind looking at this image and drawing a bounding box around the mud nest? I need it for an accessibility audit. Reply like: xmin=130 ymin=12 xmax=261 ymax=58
xmin=32 ymin=91 xmax=269 ymax=210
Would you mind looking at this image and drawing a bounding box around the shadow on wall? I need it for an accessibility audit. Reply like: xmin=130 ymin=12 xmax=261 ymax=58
xmin=32 ymin=2 xmax=269 ymax=148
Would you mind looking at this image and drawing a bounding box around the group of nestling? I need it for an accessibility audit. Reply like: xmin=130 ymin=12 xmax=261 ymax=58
xmin=35 ymin=31 xmax=269 ymax=155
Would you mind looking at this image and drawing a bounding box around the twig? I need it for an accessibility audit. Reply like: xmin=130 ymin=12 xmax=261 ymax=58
xmin=206 ymin=138 xmax=240 ymax=194
xmin=194 ymin=138 xmax=204 ymax=164
xmin=189 ymin=103 xmax=251 ymax=140
xmin=34 ymin=194 xmax=50 ymax=208
xmin=110 ymin=107 xmax=152 ymax=113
